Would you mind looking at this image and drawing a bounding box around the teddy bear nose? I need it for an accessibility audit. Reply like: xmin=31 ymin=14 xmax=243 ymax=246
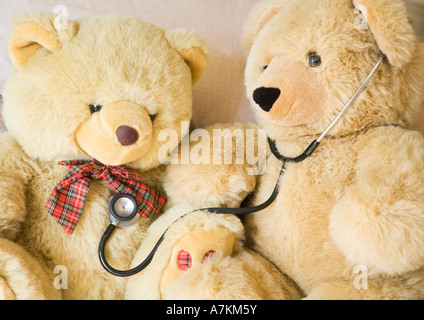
xmin=253 ymin=87 xmax=281 ymax=112
xmin=116 ymin=126 xmax=139 ymax=146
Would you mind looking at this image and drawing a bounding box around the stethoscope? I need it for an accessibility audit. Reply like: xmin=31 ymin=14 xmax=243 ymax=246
xmin=99 ymin=54 xmax=384 ymax=277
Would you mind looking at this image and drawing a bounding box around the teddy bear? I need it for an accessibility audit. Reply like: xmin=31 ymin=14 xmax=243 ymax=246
xmin=0 ymin=11 xmax=213 ymax=300
xmin=163 ymin=0 xmax=424 ymax=299
xmin=125 ymin=202 xmax=301 ymax=300
xmin=0 ymin=11 xmax=302 ymax=301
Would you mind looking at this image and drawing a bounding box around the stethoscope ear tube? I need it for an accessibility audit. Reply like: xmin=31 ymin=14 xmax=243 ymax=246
xmin=99 ymin=223 xmax=165 ymax=277
xmin=268 ymin=138 xmax=320 ymax=163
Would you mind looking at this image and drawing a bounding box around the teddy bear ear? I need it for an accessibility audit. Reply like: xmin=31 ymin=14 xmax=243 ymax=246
xmin=9 ymin=12 xmax=79 ymax=68
xmin=353 ymin=0 xmax=417 ymax=68
xmin=242 ymin=0 xmax=290 ymax=51
xmin=165 ymin=29 xmax=209 ymax=84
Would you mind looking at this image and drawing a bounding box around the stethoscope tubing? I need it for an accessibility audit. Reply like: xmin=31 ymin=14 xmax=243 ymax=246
xmin=99 ymin=222 xmax=165 ymax=277
xmin=98 ymin=162 xmax=285 ymax=277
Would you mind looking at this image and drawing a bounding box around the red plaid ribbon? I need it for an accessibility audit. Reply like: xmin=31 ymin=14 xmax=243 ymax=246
xmin=46 ymin=160 xmax=166 ymax=234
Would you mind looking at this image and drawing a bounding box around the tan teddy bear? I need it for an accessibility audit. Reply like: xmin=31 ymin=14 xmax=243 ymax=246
xmin=164 ymin=0 xmax=424 ymax=299
xmin=125 ymin=203 xmax=301 ymax=300
xmin=0 ymin=12 xmax=212 ymax=300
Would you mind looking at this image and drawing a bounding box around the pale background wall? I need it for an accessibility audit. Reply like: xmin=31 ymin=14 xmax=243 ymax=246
xmin=0 ymin=0 xmax=423 ymax=134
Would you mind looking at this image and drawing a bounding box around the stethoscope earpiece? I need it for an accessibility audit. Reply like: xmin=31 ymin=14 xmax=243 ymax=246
xmin=100 ymin=192 xmax=164 ymax=277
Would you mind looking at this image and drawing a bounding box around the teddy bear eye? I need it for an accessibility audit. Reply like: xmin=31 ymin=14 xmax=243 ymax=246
xmin=263 ymin=65 xmax=268 ymax=71
xmin=89 ymin=104 xmax=103 ymax=113
xmin=149 ymin=114 xmax=157 ymax=122
xmin=308 ymin=52 xmax=322 ymax=68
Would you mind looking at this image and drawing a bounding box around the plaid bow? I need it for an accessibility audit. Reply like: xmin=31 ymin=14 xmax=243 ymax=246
xmin=46 ymin=160 xmax=166 ymax=234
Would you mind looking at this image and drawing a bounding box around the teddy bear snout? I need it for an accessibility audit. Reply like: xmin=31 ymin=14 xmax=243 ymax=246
xmin=116 ymin=126 xmax=139 ymax=146
xmin=75 ymin=101 xmax=154 ymax=165
xmin=253 ymin=87 xmax=281 ymax=112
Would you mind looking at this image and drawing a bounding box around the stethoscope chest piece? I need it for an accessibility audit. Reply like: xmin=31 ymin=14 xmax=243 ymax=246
xmin=109 ymin=193 xmax=139 ymax=228
xmin=100 ymin=192 xmax=164 ymax=277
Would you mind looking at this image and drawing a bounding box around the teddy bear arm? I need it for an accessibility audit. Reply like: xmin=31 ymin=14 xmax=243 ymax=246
xmin=0 ymin=238 xmax=61 ymax=300
xmin=330 ymin=128 xmax=424 ymax=276
xmin=164 ymin=123 xmax=263 ymax=208
xmin=0 ymin=134 xmax=35 ymax=240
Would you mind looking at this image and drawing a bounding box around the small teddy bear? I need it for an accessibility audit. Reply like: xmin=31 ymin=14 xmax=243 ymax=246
xmin=164 ymin=0 xmax=424 ymax=299
xmin=125 ymin=203 xmax=301 ymax=300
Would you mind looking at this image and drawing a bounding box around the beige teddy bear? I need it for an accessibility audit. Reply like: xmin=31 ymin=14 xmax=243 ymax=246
xmin=164 ymin=0 xmax=424 ymax=299
xmin=0 ymin=12 xmax=212 ymax=300
xmin=125 ymin=203 xmax=301 ymax=300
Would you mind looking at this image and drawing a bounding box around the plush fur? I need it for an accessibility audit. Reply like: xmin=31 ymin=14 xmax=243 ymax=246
xmin=166 ymin=0 xmax=424 ymax=299
xmin=0 ymin=13 xmax=214 ymax=300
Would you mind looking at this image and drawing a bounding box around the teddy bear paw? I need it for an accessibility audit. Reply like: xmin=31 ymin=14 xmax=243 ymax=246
xmin=159 ymin=226 xmax=237 ymax=298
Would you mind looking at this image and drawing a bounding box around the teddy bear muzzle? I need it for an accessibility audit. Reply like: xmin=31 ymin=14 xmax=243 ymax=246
xmin=76 ymin=101 xmax=153 ymax=166
xmin=252 ymin=55 xmax=327 ymax=127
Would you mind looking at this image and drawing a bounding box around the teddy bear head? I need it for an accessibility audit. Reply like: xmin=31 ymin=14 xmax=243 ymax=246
xmin=243 ymin=0 xmax=424 ymax=146
xmin=2 ymin=13 xmax=208 ymax=170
